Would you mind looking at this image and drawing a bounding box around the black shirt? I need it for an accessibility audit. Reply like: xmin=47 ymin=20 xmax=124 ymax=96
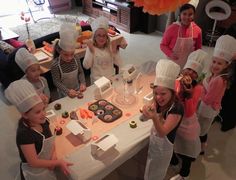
xmin=16 ymin=119 xmax=52 ymax=162
xmin=157 ymin=101 xmax=184 ymax=143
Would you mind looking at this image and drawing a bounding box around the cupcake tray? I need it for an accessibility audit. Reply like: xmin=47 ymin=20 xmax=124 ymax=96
xmin=88 ymin=99 xmax=123 ymax=123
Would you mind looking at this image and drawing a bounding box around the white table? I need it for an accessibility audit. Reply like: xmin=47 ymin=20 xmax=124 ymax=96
xmin=46 ymin=74 xmax=155 ymax=180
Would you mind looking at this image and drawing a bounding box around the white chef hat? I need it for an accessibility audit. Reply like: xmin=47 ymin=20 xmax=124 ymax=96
xmin=154 ymin=59 xmax=180 ymax=90
xmin=5 ymin=79 xmax=42 ymax=113
xmin=183 ymin=49 xmax=208 ymax=76
xmin=91 ymin=16 xmax=109 ymax=32
xmin=15 ymin=48 xmax=38 ymax=72
xmin=188 ymin=0 xmax=199 ymax=8
xmin=59 ymin=22 xmax=78 ymax=52
xmin=213 ymin=35 xmax=236 ymax=63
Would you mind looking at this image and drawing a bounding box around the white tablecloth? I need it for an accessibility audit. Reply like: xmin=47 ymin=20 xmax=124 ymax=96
xmin=46 ymin=78 xmax=154 ymax=180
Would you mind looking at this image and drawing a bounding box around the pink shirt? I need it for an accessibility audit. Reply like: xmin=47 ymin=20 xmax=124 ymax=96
xmin=160 ymin=22 xmax=202 ymax=58
xmin=202 ymin=76 xmax=227 ymax=110
xmin=176 ymin=80 xmax=203 ymax=118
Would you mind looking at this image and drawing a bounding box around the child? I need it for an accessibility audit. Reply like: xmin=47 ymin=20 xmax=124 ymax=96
xmin=5 ymin=79 xmax=72 ymax=180
xmin=160 ymin=3 xmax=202 ymax=69
xmin=51 ymin=23 xmax=86 ymax=98
xmin=170 ymin=49 xmax=208 ymax=180
xmin=15 ymin=47 xmax=50 ymax=105
xmin=142 ymin=59 xmax=184 ymax=180
xmin=198 ymin=35 xmax=236 ymax=154
xmin=83 ymin=16 xmax=123 ymax=83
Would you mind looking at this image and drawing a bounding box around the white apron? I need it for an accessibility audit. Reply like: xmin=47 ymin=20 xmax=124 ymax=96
xmin=172 ymin=23 xmax=194 ymax=69
xmin=57 ymin=57 xmax=79 ymax=97
xmin=34 ymin=78 xmax=45 ymax=95
xmin=91 ymin=48 xmax=114 ymax=83
xmin=174 ymin=113 xmax=201 ymax=158
xmin=144 ymin=128 xmax=173 ymax=180
xmin=21 ymin=130 xmax=56 ymax=180
xmin=144 ymin=105 xmax=174 ymax=180
xmin=198 ymin=74 xmax=227 ymax=136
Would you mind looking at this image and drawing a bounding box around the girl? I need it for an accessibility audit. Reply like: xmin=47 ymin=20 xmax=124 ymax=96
xmin=160 ymin=3 xmax=202 ymax=69
xmin=5 ymin=79 xmax=72 ymax=180
xmin=170 ymin=49 xmax=207 ymax=180
xmin=15 ymin=47 xmax=50 ymax=105
xmin=198 ymin=35 xmax=236 ymax=154
xmin=51 ymin=23 xmax=86 ymax=98
xmin=142 ymin=59 xmax=184 ymax=180
xmin=83 ymin=16 xmax=123 ymax=84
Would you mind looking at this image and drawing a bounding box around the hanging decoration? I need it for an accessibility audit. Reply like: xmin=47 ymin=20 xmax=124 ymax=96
xmin=132 ymin=0 xmax=191 ymax=15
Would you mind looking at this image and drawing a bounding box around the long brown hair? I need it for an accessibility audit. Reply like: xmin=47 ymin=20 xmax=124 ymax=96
xmin=153 ymin=86 xmax=179 ymax=118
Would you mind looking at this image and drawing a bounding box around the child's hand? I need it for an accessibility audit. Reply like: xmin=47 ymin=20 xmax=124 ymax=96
xmin=181 ymin=75 xmax=192 ymax=90
xmin=79 ymin=84 xmax=86 ymax=92
xmin=68 ymin=89 xmax=78 ymax=98
xmin=142 ymin=103 xmax=158 ymax=120
xmin=57 ymin=159 xmax=73 ymax=175
xmin=85 ymin=39 xmax=94 ymax=53
xmin=48 ymin=152 xmax=57 ymax=170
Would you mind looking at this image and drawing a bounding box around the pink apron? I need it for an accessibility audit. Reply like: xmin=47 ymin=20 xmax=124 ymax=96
xmin=172 ymin=23 xmax=194 ymax=69
xmin=174 ymin=113 xmax=201 ymax=158
xmin=198 ymin=74 xmax=227 ymax=136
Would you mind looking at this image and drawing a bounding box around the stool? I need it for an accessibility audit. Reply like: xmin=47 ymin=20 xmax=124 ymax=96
xmin=205 ymin=0 xmax=231 ymax=46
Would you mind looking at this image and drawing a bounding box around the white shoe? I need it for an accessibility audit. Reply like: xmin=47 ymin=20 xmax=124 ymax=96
xmin=170 ymin=174 xmax=189 ymax=180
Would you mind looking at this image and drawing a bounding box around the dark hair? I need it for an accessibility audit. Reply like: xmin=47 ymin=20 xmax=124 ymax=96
xmin=221 ymin=62 xmax=234 ymax=89
xmin=153 ymin=87 xmax=179 ymax=117
xmin=180 ymin=3 xmax=196 ymax=14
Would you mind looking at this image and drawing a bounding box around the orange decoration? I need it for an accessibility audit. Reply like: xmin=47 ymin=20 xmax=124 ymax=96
xmin=43 ymin=41 xmax=54 ymax=53
xmin=125 ymin=112 xmax=131 ymax=117
xmin=108 ymin=28 xmax=116 ymax=35
xmin=92 ymin=136 xmax=99 ymax=141
xmin=132 ymin=0 xmax=190 ymax=15
xmin=79 ymin=108 xmax=94 ymax=119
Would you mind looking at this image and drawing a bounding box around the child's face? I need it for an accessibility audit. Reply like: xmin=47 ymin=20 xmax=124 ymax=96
xmin=211 ymin=57 xmax=229 ymax=75
xmin=26 ymin=64 xmax=41 ymax=82
xmin=180 ymin=8 xmax=194 ymax=26
xmin=23 ymin=102 xmax=46 ymax=126
xmin=60 ymin=50 xmax=75 ymax=62
xmin=153 ymin=86 xmax=173 ymax=107
xmin=94 ymin=28 xmax=108 ymax=48
xmin=182 ymin=68 xmax=198 ymax=80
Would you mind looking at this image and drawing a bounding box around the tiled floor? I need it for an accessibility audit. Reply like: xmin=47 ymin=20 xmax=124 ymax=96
xmin=1 ymin=7 xmax=236 ymax=180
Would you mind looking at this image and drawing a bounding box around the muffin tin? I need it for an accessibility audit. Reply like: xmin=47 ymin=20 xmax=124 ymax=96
xmin=88 ymin=99 xmax=123 ymax=123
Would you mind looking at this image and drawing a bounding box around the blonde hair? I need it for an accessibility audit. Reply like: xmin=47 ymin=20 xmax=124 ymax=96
xmin=93 ymin=28 xmax=110 ymax=48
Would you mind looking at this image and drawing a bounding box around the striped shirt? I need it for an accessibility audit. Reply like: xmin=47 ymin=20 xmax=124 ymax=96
xmin=51 ymin=54 xmax=86 ymax=94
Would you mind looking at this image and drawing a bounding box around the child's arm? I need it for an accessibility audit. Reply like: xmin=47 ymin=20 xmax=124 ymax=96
xmin=184 ymin=85 xmax=203 ymax=117
xmin=160 ymin=24 xmax=178 ymax=59
xmin=82 ymin=47 xmax=94 ymax=69
xmin=20 ymin=144 xmax=73 ymax=175
xmin=202 ymin=77 xmax=227 ymax=109
xmin=142 ymin=103 xmax=183 ymax=137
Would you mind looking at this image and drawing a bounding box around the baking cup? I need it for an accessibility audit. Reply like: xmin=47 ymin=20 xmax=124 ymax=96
xmin=129 ymin=120 xmax=137 ymax=128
